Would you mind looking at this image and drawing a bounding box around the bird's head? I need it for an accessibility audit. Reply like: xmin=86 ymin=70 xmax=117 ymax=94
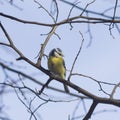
xmin=49 ymin=48 xmax=64 ymax=58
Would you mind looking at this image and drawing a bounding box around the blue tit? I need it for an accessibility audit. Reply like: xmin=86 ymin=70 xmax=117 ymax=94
xmin=48 ymin=48 xmax=69 ymax=93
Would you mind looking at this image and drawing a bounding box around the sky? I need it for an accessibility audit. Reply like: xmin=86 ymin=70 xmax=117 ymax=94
xmin=0 ymin=0 xmax=120 ymax=120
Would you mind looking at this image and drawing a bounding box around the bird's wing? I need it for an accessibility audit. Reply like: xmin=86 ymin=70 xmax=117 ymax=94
xmin=63 ymin=59 xmax=66 ymax=77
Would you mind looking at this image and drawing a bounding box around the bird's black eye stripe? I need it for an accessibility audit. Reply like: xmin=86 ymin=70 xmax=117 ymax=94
xmin=55 ymin=48 xmax=63 ymax=55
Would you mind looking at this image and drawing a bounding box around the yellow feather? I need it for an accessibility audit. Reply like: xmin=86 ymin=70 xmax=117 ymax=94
xmin=48 ymin=56 xmax=65 ymax=79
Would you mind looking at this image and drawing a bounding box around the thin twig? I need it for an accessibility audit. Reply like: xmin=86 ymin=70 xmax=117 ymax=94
xmin=60 ymin=0 xmax=120 ymax=19
xmin=86 ymin=12 xmax=93 ymax=47
xmin=71 ymin=99 xmax=82 ymax=120
xmin=109 ymin=0 xmax=119 ymax=38
xmin=110 ymin=81 xmax=120 ymax=99
xmin=71 ymin=73 xmax=116 ymax=86
xmin=50 ymin=0 xmax=59 ymax=22
xmin=68 ymin=31 xmax=84 ymax=81
xmin=80 ymin=0 xmax=96 ymax=16
xmin=34 ymin=0 xmax=56 ymax=23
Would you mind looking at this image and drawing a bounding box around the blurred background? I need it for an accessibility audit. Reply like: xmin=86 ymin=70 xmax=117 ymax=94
xmin=0 ymin=0 xmax=120 ymax=120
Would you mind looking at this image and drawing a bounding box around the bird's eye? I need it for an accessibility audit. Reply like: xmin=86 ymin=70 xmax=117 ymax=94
xmin=58 ymin=52 xmax=61 ymax=55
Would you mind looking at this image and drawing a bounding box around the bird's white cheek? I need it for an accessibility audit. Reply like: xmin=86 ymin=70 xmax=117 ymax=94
xmin=55 ymin=52 xmax=60 ymax=57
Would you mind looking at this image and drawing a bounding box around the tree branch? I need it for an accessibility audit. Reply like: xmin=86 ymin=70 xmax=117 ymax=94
xmin=110 ymin=81 xmax=120 ymax=99
xmin=36 ymin=26 xmax=57 ymax=66
xmin=0 ymin=22 xmax=24 ymax=58
xmin=60 ymin=0 xmax=120 ymax=19
xmin=83 ymin=100 xmax=98 ymax=120
xmin=1 ymin=12 xmax=120 ymax=28
xmin=39 ymin=78 xmax=53 ymax=94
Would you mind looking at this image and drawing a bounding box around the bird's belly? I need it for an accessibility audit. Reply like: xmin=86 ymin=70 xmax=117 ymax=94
xmin=48 ymin=57 xmax=65 ymax=78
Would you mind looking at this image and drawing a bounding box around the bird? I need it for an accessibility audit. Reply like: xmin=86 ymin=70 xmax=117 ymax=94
xmin=48 ymin=48 xmax=69 ymax=93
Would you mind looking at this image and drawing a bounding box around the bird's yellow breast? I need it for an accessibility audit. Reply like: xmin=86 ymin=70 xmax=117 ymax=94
xmin=48 ymin=56 xmax=66 ymax=79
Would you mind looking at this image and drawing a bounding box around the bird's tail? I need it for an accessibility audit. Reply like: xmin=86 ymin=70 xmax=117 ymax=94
xmin=63 ymin=84 xmax=69 ymax=93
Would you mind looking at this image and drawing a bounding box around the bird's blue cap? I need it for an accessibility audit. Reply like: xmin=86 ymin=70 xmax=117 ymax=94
xmin=49 ymin=48 xmax=63 ymax=57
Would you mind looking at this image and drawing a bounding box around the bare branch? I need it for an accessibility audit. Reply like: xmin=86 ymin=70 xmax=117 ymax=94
xmin=112 ymin=0 xmax=118 ymax=22
xmin=86 ymin=12 xmax=93 ymax=47
xmin=34 ymin=0 xmax=56 ymax=23
xmin=0 ymin=12 xmax=53 ymax=27
xmin=1 ymin=1 xmax=120 ymax=119
xmin=0 ymin=62 xmax=88 ymax=98
xmin=71 ymin=99 xmax=82 ymax=119
xmin=80 ymin=0 xmax=96 ymax=16
xmin=109 ymin=0 xmax=119 ymax=38
xmin=71 ymin=73 xmax=116 ymax=96
xmin=68 ymin=31 xmax=84 ymax=80
xmin=39 ymin=78 xmax=52 ymax=95
xmin=67 ymin=1 xmax=80 ymax=19
xmin=0 ymin=22 xmax=50 ymax=77
xmin=1 ymin=12 xmax=120 ymax=28
xmin=110 ymin=81 xmax=120 ymax=99
xmin=71 ymin=73 xmax=116 ymax=86
xmin=0 ymin=22 xmax=24 ymax=58
xmin=60 ymin=0 xmax=120 ymax=19
xmin=50 ymin=0 xmax=59 ymax=22
xmin=36 ymin=26 xmax=57 ymax=66
xmin=83 ymin=100 xmax=98 ymax=120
